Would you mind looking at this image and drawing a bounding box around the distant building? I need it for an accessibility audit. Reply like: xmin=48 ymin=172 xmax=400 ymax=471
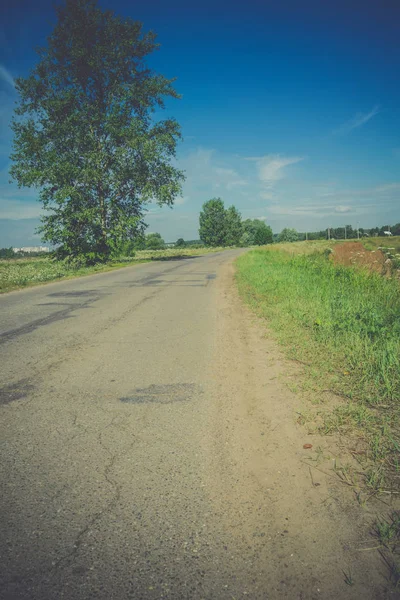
xmin=13 ymin=246 xmax=50 ymax=253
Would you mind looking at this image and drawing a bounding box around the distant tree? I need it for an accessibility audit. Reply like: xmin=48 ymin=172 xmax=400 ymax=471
xmin=225 ymin=206 xmax=243 ymax=246
xmin=10 ymin=0 xmax=184 ymax=264
xmin=240 ymin=219 xmax=272 ymax=246
xmin=199 ymin=198 xmax=227 ymax=246
xmin=332 ymin=227 xmax=345 ymax=240
xmin=379 ymin=225 xmax=392 ymax=236
xmin=254 ymin=222 xmax=273 ymax=245
xmin=0 ymin=247 xmax=15 ymax=259
xmin=369 ymin=227 xmax=380 ymax=237
xmin=175 ymin=238 xmax=186 ymax=248
xmin=391 ymin=223 xmax=400 ymax=236
xmin=344 ymin=225 xmax=355 ymax=239
xmin=279 ymin=228 xmax=298 ymax=243
xmin=145 ymin=233 xmax=165 ymax=250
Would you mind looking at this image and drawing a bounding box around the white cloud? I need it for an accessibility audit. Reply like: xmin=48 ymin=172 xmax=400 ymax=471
xmin=174 ymin=196 xmax=188 ymax=206
xmin=374 ymin=183 xmax=400 ymax=193
xmin=247 ymin=154 xmax=304 ymax=187
xmin=178 ymin=148 xmax=248 ymax=195
xmin=0 ymin=65 xmax=15 ymax=89
xmin=214 ymin=167 xmax=246 ymax=189
xmin=260 ymin=191 xmax=276 ymax=201
xmin=334 ymin=105 xmax=380 ymax=135
xmin=267 ymin=204 xmax=357 ymax=217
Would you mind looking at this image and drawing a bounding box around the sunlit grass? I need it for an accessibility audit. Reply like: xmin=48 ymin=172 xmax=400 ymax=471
xmin=236 ymin=246 xmax=400 ymax=489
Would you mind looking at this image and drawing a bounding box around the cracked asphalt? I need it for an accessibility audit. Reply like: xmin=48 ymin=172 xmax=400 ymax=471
xmin=0 ymin=251 xmax=244 ymax=599
xmin=0 ymin=250 xmax=393 ymax=599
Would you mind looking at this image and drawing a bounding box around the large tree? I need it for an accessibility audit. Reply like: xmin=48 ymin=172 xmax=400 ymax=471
xmin=225 ymin=205 xmax=243 ymax=246
xmin=199 ymin=198 xmax=227 ymax=247
xmin=10 ymin=0 xmax=184 ymax=262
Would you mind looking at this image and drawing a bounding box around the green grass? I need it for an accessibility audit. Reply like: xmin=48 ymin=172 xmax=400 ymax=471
xmin=0 ymin=246 xmax=230 ymax=293
xmin=0 ymin=257 xmax=141 ymax=293
xmin=343 ymin=568 xmax=354 ymax=586
xmin=376 ymin=512 xmax=400 ymax=548
xmin=236 ymin=246 xmax=400 ymax=488
xmin=361 ymin=235 xmax=400 ymax=253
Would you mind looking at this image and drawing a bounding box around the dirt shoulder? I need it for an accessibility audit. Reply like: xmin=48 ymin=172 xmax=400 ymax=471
xmin=206 ymin=258 xmax=397 ymax=598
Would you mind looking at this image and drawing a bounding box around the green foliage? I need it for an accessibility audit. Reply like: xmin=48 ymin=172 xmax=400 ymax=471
xmin=199 ymin=198 xmax=227 ymax=246
xmin=10 ymin=0 xmax=184 ymax=264
xmin=236 ymin=247 xmax=400 ymax=487
xmin=0 ymin=247 xmax=15 ymax=259
xmin=198 ymin=200 xmax=274 ymax=247
xmin=0 ymin=256 xmax=133 ymax=291
xmin=175 ymin=238 xmax=186 ymax=248
xmin=145 ymin=232 xmax=165 ymax=250
xmin=225 ymin=206 xmax=243 ymax=246
xmin=114 ymin=240 xmax=136 ymax=257
xmin=279 ymin=227 xmax=298 ymax=243
xmin=241 ymin=219 xmax=273 ymax=246
xmin=376 ymin=512 xmax=400 ymax=548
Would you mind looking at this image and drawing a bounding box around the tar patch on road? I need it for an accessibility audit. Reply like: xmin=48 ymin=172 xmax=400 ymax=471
xmin=120 ymin=383 xmax=197 ymax=404
xmin=0 ymin=379 xmax=34 ymax=405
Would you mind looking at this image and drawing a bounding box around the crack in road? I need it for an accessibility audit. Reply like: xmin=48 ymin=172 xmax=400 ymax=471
xmin=49 ymin=420 xmax=135 ymax=574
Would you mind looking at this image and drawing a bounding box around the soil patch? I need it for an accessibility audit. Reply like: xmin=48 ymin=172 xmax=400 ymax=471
xmin=332 ymin=241 xmax=388 ymax=275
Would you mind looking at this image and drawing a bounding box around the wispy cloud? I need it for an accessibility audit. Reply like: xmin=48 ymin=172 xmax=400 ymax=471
xmin=214 ymin=167 xmax=246 ymax=189
xmin=247 ymin=154 xmax=304 ymax=187
xmin=334 ymin=105 xmax=380 ymax=135
xmin=267 ymin=203 xmax=359 ymax=217
xmin=0 ymin=64 xmax=15 ymax=89
xmin=179 ymin=148 xmax=247 ymax=194
xmin=374 ymin=183 xmax=400 ymax=193
xmin=174 ymin=195 xmax=188 ymax=206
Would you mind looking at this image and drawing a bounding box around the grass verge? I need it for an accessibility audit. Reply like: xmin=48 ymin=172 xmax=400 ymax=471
xmin=236 ymin=245 xmax=400 ymax=492
xmin=0 ymin=246 xmax=229 ymax=294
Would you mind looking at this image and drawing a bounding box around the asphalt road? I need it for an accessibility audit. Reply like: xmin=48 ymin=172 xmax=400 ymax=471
xmin=0 ymin=250 xmax=392 ymax=599
xmin=0 ymin=251 xmax=246 ymax=599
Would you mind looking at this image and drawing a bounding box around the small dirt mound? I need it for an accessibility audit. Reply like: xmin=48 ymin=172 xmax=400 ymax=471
xmin=332 ymin=242 xmax=387 ymax=275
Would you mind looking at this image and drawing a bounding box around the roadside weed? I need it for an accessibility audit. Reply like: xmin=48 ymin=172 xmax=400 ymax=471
xmin=236 ymin=246 xmax=400 ymax=489
xmin=343 ymin=568 xmax=354 ymax=586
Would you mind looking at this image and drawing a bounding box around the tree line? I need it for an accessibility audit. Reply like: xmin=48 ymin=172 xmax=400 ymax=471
xmin=198 ymin=198 xmax=273 ymax=247
xmin=287 ymin=223 xmax=400 ymax=242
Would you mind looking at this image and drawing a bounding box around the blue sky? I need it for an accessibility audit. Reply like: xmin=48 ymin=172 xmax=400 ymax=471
xmin=1 ymin=0 xmax=400 ymax=245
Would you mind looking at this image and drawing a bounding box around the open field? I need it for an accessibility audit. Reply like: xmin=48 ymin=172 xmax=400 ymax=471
xmin=361 ymin=235 xmax=400 ymax=253
xmin=236 ymin=243 xmax=400 ymax=494
xmin=272 ymin=238 xmax=337 ymax=254
xmin=0 ymin=247 xmax=230 ymax=293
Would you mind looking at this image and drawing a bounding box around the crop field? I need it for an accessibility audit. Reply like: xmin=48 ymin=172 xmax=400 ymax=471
xmin=236 ymin=241 xmax=400 ymax=492
xmin=0 ymin=246 xmax=229 ymax=293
